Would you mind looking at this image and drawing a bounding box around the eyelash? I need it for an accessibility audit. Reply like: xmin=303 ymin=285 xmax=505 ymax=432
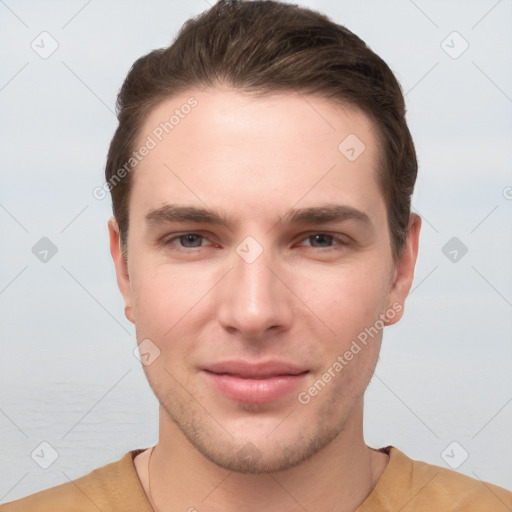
xmin=160 ymin=232 xmax=350 ymax=252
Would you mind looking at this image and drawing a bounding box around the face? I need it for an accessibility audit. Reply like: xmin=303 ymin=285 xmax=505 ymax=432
xmin=109 ymin=87 xmax=420 ymax=473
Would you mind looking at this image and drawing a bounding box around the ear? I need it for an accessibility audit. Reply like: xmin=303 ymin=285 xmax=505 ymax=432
xmin=108 ymin=217 xmax=135 ymax=324
xmin=385 ymin=213 xmax=422 ymax=326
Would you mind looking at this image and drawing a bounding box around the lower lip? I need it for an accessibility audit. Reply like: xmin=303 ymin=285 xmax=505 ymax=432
xmin=203 ymin=371 xmax=308 ymax=404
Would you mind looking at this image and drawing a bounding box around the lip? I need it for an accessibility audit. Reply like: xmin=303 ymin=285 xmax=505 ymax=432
xmin=204 ymin=360 xmax=308 ymax=378
xmin=202 ymin=360 xmax=309 ymax=404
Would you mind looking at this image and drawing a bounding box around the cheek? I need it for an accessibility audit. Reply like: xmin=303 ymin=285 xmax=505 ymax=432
xmin=131 ymin=267 xmax=202 ymax=385
xmin=130 ymin=261 xmax=217 ymax=357
xmin=131 ymin=263 xmax=188 ymax=337
xmin=294 ymin=262 xmax=389 ymax=339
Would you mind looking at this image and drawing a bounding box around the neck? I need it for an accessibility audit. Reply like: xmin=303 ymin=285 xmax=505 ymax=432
xmin=137 ymin=401 xmax=389 ymax=512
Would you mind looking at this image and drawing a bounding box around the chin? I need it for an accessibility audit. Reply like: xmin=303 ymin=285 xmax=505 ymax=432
xmin=167 ymin=404 xmax=344 ymax=474
xmin=198 ymin=438 xmax=323 ymax=474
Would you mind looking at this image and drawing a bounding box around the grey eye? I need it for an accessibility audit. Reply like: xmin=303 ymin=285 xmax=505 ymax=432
xmin=178 ymin=234 xmax=204 ymax=247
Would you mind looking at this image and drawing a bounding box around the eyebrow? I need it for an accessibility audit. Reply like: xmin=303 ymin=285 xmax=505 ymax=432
xmin=145 ymin=203 xmax=373 ymax=231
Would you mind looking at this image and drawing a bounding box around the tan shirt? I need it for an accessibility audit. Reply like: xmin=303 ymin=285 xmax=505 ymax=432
xmin=2 ymin=446 xmax=511 ymax=511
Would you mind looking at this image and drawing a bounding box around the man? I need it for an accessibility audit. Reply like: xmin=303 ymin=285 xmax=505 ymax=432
xmin=3 ymin=0 xmax=511 ymax=510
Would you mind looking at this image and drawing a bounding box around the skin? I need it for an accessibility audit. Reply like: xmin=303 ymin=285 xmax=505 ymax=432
xmin=108 ymin=86 xmax=421 ymax=511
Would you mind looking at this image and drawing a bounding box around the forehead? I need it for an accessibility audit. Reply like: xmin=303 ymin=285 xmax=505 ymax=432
xmin=129 ymin=87 xmax=385 ymax=228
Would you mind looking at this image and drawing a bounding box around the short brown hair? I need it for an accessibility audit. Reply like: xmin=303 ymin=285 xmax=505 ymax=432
xmin=105 ymin=0 xmax=417 ymax=260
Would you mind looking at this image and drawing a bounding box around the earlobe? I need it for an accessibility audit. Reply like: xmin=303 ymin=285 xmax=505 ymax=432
xmin=108 ymin=217 xmax=135 ymax=324
xmin=124 ymin=304 xmax=133 ymax=321
xmin=385 ymin=213 xmax=422 ymax=326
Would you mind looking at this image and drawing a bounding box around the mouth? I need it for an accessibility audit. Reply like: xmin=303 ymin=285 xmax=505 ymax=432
xmin=202 ymin=360 xmax=309 ymax=404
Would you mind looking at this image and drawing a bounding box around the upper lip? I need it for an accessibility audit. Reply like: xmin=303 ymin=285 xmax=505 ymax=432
xmin=203 ymin=360 xmax=309 ymax=378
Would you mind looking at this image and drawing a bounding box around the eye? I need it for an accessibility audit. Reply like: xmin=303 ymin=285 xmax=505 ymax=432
xmin=159 ymin=232 xmax=350 ymax=253
xmin=298 ymin=233 xmax=349 ymax=249
xmin=162 ymin=232 xmax=210 ymax=249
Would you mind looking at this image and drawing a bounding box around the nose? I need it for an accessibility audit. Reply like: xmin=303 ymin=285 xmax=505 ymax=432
xmin=216 ymin=242 xmax=293 ymax=340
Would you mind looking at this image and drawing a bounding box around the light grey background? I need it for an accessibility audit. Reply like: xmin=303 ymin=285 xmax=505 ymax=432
xmin=1 ymin=0 xmax=511 ymax=503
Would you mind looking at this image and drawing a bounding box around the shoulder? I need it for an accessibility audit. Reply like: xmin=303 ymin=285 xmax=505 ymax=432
xmin=363 ymin=446 xmax=512 ymax=512
xmin=406 ymin=453 xmax=512 ymax=510
xmin=0 ymin=450 xmax=151 ymax=512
